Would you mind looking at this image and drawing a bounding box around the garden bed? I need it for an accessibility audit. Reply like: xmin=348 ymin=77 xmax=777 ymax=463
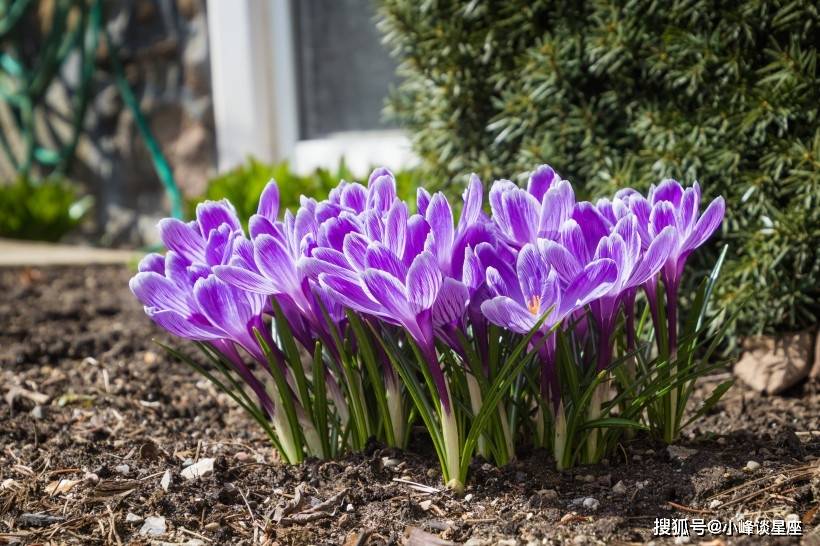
xmin=1 ymin=265 xmax=818 ymax=545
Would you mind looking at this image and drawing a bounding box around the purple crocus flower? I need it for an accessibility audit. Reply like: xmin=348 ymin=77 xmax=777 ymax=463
xmin=480 ymin=241 xmax=617 ymax=405
xmin=130 ymin=201 xmax=277 ymax=417
xmin=489 ymin=165 xmax=575 ymax=250
xmin=626 ymin=180 xmax=725 ymax=354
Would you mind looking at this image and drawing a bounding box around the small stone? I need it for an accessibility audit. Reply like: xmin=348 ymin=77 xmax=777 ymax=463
xmin=125 ymin=512 xmax=142 ymax=523
xmin=572 ymin=535 xmax=588 ymax=545
xmin=785 ymin=513 xmax=800 ymax=522
xmin=537 ymin=489 xmax=558 ymax=500
xmin=716 ymin=437 xmax=727 ymax=445
xmin=426 ymin=468 xmax=438 ymax=478
xmin=481 ymin=463 xmax=493 ymax=472
xmin=582 ymin=497 xmax=599 ymax=511
xmin=667 ymin=445 xmax=698 ymax=461
xmin=181 ymin=458 xmax=214 ymax=481
xmin=234 ymin=451 xmax=249 ymax=462
xmin=160 ymin=469 xmax=171 ymax=491
xmin=575 ymin=474 xmax=595 ymax=483
xmin=464 ymin=493 xmax=473 ymax=502
xmin=346 ymin=503 xmax=354 ymax=512
xmin=745 ymin=460 xmax=761 ymax=471
xmin=181 ymin=458 xmax=194 ymax=468
xmin=30 ymin=406 xmax=44 ymax=419
xmin=139 ymin=515 xmax=166 ymax=536
xmin=673 ymin=536 xmax=691 ymax=544
xmin=633 ymin=454 xmax=642 ymax=462
xmin=114 ymin=464 xmax=130 ymax=475
xmin=464 ymin=538 xmax=491 ymax=546
xmin=382 ymin=457 xmax=401 ymax=469
xmin=419 ymin=499 xmax=432 ymax=511
xmin=497 ymin=540 xmax=517 ymax=546
xmin=708 ymin=499 xmax=722 ymax=509
xmin=612 ymin=480 xmax=627 ymax=495
xmin=83 ymin=472 xmax=99 ymax=484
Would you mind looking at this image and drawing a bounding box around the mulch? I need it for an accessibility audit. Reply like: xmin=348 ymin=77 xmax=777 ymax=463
xmin=1 ymin=265 xmax=818 ymax=545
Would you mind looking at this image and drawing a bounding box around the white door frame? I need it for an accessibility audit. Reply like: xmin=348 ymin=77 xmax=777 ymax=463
xmin=206 ymin=0 xmax=415 ymax=175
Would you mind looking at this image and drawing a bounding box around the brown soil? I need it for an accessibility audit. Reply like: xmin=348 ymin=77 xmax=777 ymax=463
xmin=0 ymin=265 xmax=818 ymax=545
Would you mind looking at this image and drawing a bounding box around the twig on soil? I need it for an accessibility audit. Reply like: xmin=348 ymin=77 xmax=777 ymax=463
xmin=392 ymin=478 xmax=440 ymax=494
xmin=180 ymin=526 xmax=213 ymax=542
xmin=667 ymin=501 xmax=714 ymax=515
xmin=238 ymin=486 xmax=256 ymax=525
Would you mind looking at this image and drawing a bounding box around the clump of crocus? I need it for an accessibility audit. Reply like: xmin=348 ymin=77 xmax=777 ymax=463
xmin=131 ymin=163 xmax=727 ymax=488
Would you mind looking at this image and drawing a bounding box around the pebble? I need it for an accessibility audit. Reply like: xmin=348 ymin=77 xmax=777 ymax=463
xmin=612 ymin=480 xmax=627 ymax=495
xmin=582 ymin=497 xmax=599 ymax=511
xmin=83 ymin=472 xmax=99 ymax=484
xmin=234 ymin=451 xmax=249 ymax=462
xmin=382 ymin=457 xmax=401 ymax=469
xmin=538 ymin=489 xmax=558 ymax=500
xmin=160 ymin=469 xmax=171 ymax=491
xmin=345 ymin=503 xmax=354 ymax=512
xmin=114 ymin=464 xmax=130 ymax=475
xmin=182 ymin=458 xmax=194 ymax=468
xmin=464 ymin=493 xmax=473 ymax=502
xmin=30 ymin=406 xmax=44 ymax=419
xmin=497 ymin=540 xmax=517 ymax=546
xmin=673 ymin=536 xmax=691 ymax=544
xmin=139 ymin=515 xmax=166 ymax=536
xmin=708 ymin=499 xmax=722 ymax=509
xmin=745 ymin=460 xmax=761 ymax=471
xmin=667 ymin=445 xmax=698 ymax=461
xmin=785 ymin=513 xmax=800 ymax=522
xmin=426 ymin=468 xmax=438 ymax=478
xmin=181 ymin=458 xmax=214 ymax=481
xmin=419 ymin=499 xmax=432 ymax=511
xmin=576 ymin=474 xmax=595 ymax=483
xmin=464 ymin=538 xmax=491 ymax=546
xmin=125 ymin=512 xmax=142 ymax=523
xmin=572 ymin=535 xmax=588 ymax=545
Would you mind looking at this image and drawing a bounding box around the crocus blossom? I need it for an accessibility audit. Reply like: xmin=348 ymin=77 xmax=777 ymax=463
xmin=131 ymin=162 xmax=727 ymax=484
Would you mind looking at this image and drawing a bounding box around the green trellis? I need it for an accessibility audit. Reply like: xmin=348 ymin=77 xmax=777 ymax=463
xmin=0 ymin=0 xmax=183 ymax=218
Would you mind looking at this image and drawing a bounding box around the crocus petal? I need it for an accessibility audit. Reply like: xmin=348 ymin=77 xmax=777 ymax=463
xmin=366 ymin=243 xmax=407 ymax=281
xmin=343 ymin=232 xmax=369 ymax=271
xmin=158 ymin=218 xmax=206 ymax=262
xmin=196 ymin=200 xmax=241 ymax=236
xmin=385 ymin=200 xmax=408 ymax=257
xmin=215 ymin=264 xmax=278 ymax=294
xmin=516 ymin=244 xmax=550 ymax=303
xmin=426 ymin=192 xmax=455 ymax=259
xmin=559 ymin=258 xmax=618 ymax=317
xmin=416 ymin=187 xmax=432 ymax=216
xmin=538 ymin=180 xmax=575 ymax=238
xmin=204 ymin=224 xmax=233 ymax=266
xmin=502 ymin=189 xmax=539 ymax=245
xmin=319 ymin=273 xmax=384 ymax=317
xmin=362 ymin=268 xmax=413 ymax=321
xmin=572 ymin=202 xmax=610 ymax=254
xmin=341 ymin=182 xmax=367 ymax=213
xmin=627 ymin=226 xmax=675 ymax=287
xmin=651 ymin=179 xmax=684 ymax=207
xmin=138 ymin=253 xmax=165 ymax=274
xmin=406 ymin=250 xmax=442 ymax=313
xmin=298 ymin=255 xmax=357 ymax=283
xmin=147 ymin=308 xmax=222 ymax=340
xmin=559 ymin=219 xmax=590 ymax=264
xmin=249 ymin=214 xmax=278 ymax=240
xmin=480 ymin=296 xmax=537 ymax=334
xmin=367 ymin=173 xmax=397 ymax=213
xmin=458 ymin=174 xmax=483 ymax=230
xmin=527 ymin=164 xmax=558 ymax=202
xmin=650 ymin=201 xmax=678 ymax=236
xmin=538 ymin=239 xmax=582 ymax=283
xmin=130 ymin=272 xmax=191 ymax=314
xmin=193 ymin=276 xmax=257 ymax=342
xmin=257 ymin=180 xmax=280 ymax=221
xmin=319 ymin=214 xmax=360 ymax=251
xmin=403 ymin=215 xmax=431 ymax=267
xmin=683 ymin=196 xmax=725 ymax=252
xmin=254 ymin=234 xmax=299 ymax=293
xmin=432 ymin=278 xmax=469 ymax=326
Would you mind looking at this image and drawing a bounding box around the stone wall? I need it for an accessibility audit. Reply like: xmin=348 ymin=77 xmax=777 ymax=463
xmin=76 ymin=0 xmax=216 ymax=246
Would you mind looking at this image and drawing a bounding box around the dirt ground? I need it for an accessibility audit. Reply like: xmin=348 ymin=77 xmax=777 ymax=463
xmin=1 ymin=265 xmax=818 ymax=545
